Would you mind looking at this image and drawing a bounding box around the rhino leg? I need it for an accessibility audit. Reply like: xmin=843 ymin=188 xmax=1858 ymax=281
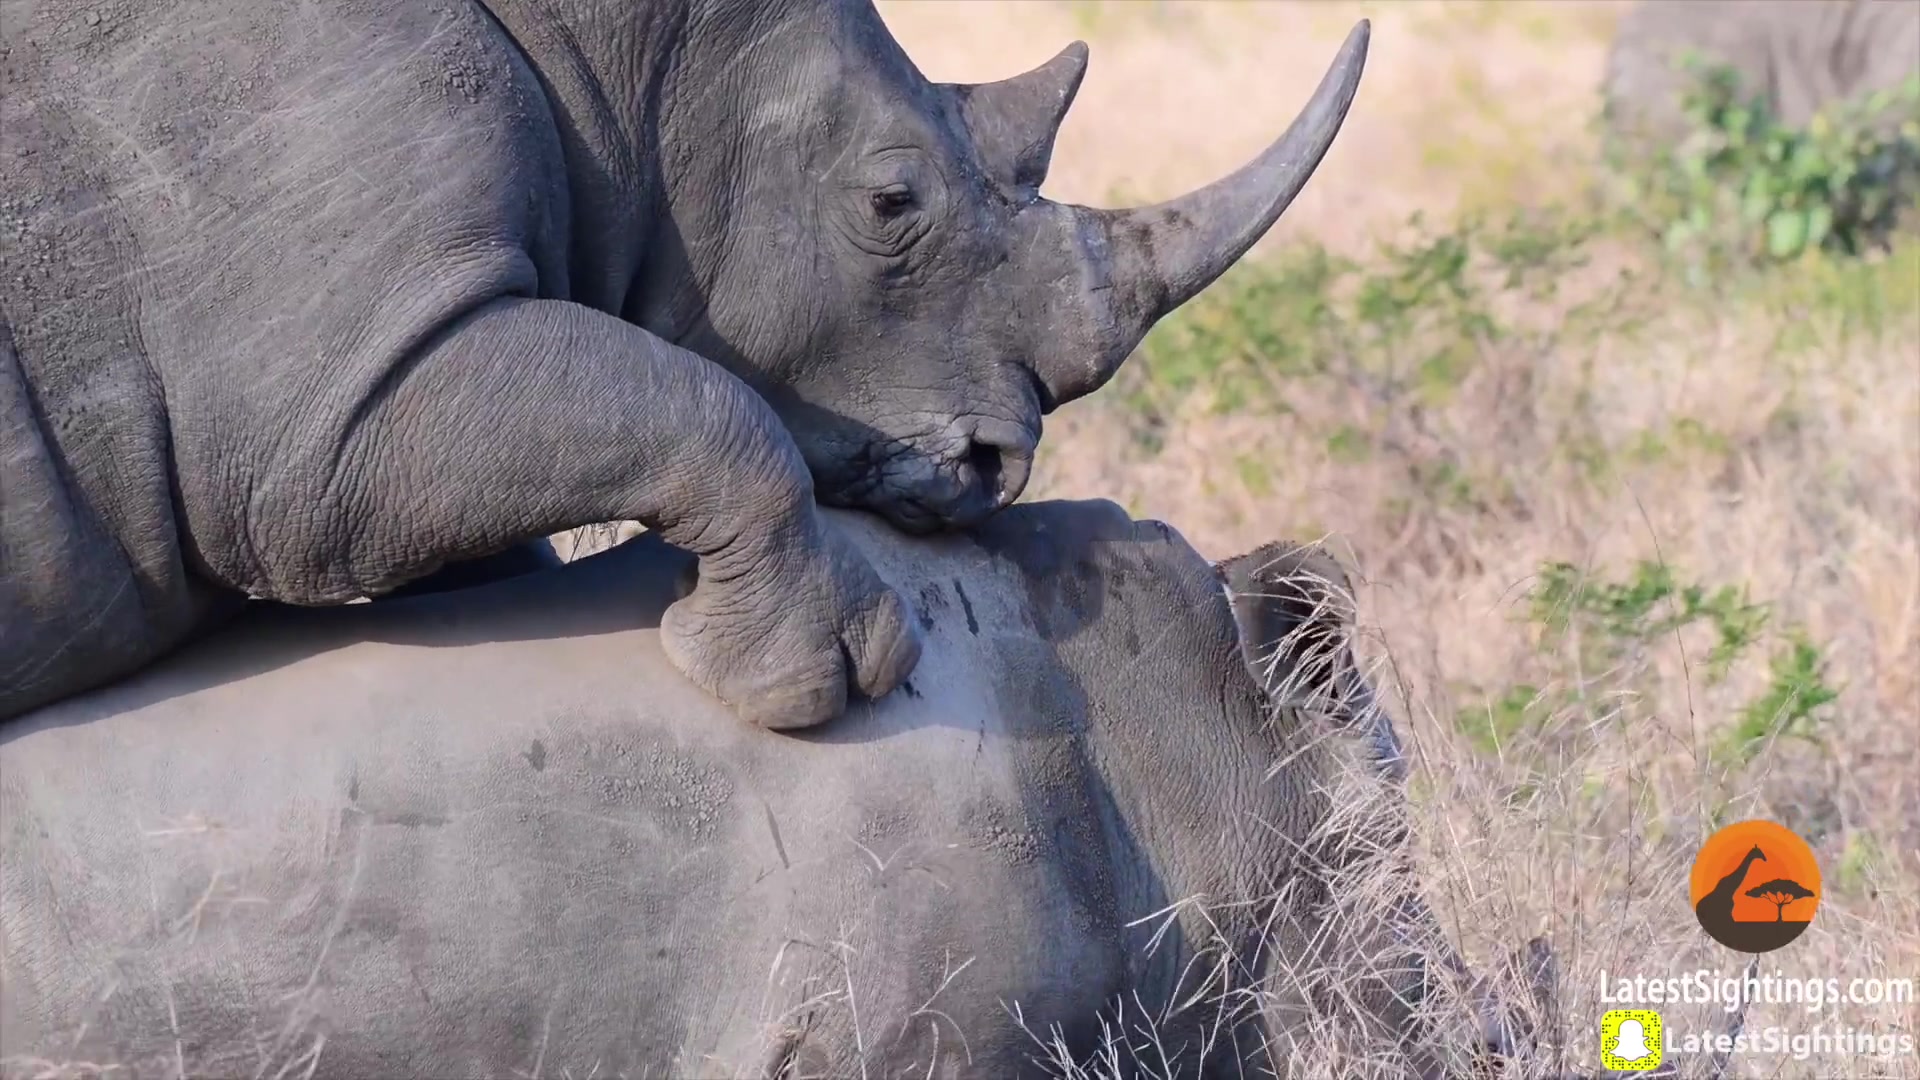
xmin=204 ymin=297 xmax=919 ymax=731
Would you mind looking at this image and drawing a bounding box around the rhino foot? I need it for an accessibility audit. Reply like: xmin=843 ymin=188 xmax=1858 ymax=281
xmin=659 ymin=502 xmax=921 ymax=731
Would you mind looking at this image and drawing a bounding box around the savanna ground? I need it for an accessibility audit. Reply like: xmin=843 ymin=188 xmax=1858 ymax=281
xmin=872 ymin=1 xmax=1919 ymax=1077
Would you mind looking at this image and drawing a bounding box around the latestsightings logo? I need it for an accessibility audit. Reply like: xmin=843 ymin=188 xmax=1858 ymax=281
xmin=1691 ymin=819 xmax=1822 ymax=953
xmin=1600 ymin=1009 xmax=1664 ymax=1072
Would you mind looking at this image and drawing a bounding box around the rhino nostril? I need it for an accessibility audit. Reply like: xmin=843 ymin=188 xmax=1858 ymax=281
xmin=949 ymin=416 xmax=1037 ymax=519
xmin=966 ymin=440 xmax=1005 ymax=502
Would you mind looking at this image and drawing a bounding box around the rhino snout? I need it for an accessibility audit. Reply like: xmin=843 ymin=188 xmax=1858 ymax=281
xmin=854 ymin=416 xmax=1037 ymax=535
xmin=963 ymin=416 xmax=1035 ymax=512
xmin=912 ymin=416 xmax=1035 ymax=531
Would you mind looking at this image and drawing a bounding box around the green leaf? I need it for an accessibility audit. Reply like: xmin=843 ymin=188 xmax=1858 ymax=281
xmin=1805 ymin=203 xmax=1834 ymax=249
xmin=1741 ymin=176 xmax=1775 ymax=222
xmin=1767 ymin=210 xmax=1809 ymax=259
xmin=1787 ymin=140 xmax=1827 ymax=184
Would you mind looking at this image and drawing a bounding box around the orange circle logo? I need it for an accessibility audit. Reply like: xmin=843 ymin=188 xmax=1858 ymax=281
xmin=1690 ymin=819 xmax=1821 ymax=953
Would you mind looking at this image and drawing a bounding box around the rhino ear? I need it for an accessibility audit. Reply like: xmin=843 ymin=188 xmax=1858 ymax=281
xmin=1216 ymin=539 xmax=1357 ymax=707
xmin=947 ymin=41 xmax=1089 ymax=192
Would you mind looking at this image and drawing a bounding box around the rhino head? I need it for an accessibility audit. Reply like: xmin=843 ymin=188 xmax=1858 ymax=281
xmin=621 ymin=0 xmax=1369 ymax=533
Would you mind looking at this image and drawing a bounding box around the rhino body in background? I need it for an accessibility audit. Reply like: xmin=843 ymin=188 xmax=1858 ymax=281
xmin=1603 ymin=0 xmax=1920 ymax=141
xmin=0 ymin=500 xmax=1525 ymax=1079
xmin=0 ymin=0 xmax=1368 ymax=729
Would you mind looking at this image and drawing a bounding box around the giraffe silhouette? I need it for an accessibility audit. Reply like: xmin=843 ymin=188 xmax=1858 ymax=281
xmin=1695 ymin=843 xmax=1781 ymax=950
xmin=1697 ymin=844 xmax=1767 ymax=926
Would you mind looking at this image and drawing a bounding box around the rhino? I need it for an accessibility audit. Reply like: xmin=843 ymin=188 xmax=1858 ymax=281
xmin=0 ymin=499 xmax=1541 ymax=1079
xmin=0 ymin=0 xmax=1369 ymax=731
xmin=1602 ymin=0 xmax=1920 ymax=143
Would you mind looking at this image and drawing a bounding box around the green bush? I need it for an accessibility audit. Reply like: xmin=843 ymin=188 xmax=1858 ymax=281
xmin=1120 ymin=208 xmax=1619 ymax=429
xmin=1611 ymin=55 xmax=1920 ymax=275
xmin=1117 ymin=46 xmax=1918 ymax=438
xmin=1724 ymin=632 xmax=1842 ymax=765
xmin=1527 ymin=559 xmax=1770 ymax=683
xmin=1457 ymin=559 xmax=1842 ymax=771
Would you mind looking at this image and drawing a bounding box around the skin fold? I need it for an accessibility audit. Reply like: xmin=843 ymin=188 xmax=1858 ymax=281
xmin=0 ymin=0 xmax=1367 ymax=728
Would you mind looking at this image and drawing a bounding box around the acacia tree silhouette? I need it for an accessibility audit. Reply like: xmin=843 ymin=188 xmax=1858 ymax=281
xmin=1745 ymin=878 xmax=1816 ymax=922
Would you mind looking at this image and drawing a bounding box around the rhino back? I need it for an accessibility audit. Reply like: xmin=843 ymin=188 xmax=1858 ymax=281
xmin=0 ymin=1 xmax=572 ymax=649
xmin=1 ymin=506 xmax=1283 ymax=1077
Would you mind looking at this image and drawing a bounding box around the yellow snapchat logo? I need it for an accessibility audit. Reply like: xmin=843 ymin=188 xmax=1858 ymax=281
xmin=1600 ymin=1009 xmax=1664 ymax=1071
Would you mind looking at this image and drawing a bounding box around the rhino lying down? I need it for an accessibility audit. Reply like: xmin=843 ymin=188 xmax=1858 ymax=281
xmin=0 ymin=500 xmax=1532 ymax=1079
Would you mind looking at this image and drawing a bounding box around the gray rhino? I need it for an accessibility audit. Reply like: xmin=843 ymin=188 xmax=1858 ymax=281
xmin=0 ymin=0 xmax=1369 ymax=730
xmin=1603 ymin=0 xmax=1920 ymax=143
xmin=0 ymin=499 xmax=1537 ymax=1079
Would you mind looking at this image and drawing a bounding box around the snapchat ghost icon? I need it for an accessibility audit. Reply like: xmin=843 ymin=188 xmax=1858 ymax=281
xmin=1601 ymin=1010 xmax=1664 ymax=1071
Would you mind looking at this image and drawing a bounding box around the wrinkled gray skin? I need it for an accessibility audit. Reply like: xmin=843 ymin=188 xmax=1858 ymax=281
xmin=0 ymin=0 xmax=1368 ymax=730
xmin=1 ymin=500 xmax=1530 ymax=1080
xmin=1603 ymin=0 xmax=1920 ymax=143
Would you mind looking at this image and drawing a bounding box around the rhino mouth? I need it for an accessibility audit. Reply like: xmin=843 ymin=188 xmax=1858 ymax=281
xmin=817 ymin=415 xmax=1037 ymax=534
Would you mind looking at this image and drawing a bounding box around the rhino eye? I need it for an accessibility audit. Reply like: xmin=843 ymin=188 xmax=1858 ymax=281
xmin=869 ymin=186 xmax=916 ymax=219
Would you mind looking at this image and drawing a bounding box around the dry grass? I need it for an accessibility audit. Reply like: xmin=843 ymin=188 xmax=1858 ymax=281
xmin=878 ymin=2 xmax=1919 ymax=1077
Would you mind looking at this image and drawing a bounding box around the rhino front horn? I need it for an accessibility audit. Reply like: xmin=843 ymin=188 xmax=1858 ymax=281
xmin=1051 ymin=20 xmax=1369 ymax=401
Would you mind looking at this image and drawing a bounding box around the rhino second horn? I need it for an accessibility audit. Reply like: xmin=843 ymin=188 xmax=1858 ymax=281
xmin=949 ymin=41 xmax=1090 ymax=192
xmin=1071 ymin=19 xmax=1369 ymax=384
